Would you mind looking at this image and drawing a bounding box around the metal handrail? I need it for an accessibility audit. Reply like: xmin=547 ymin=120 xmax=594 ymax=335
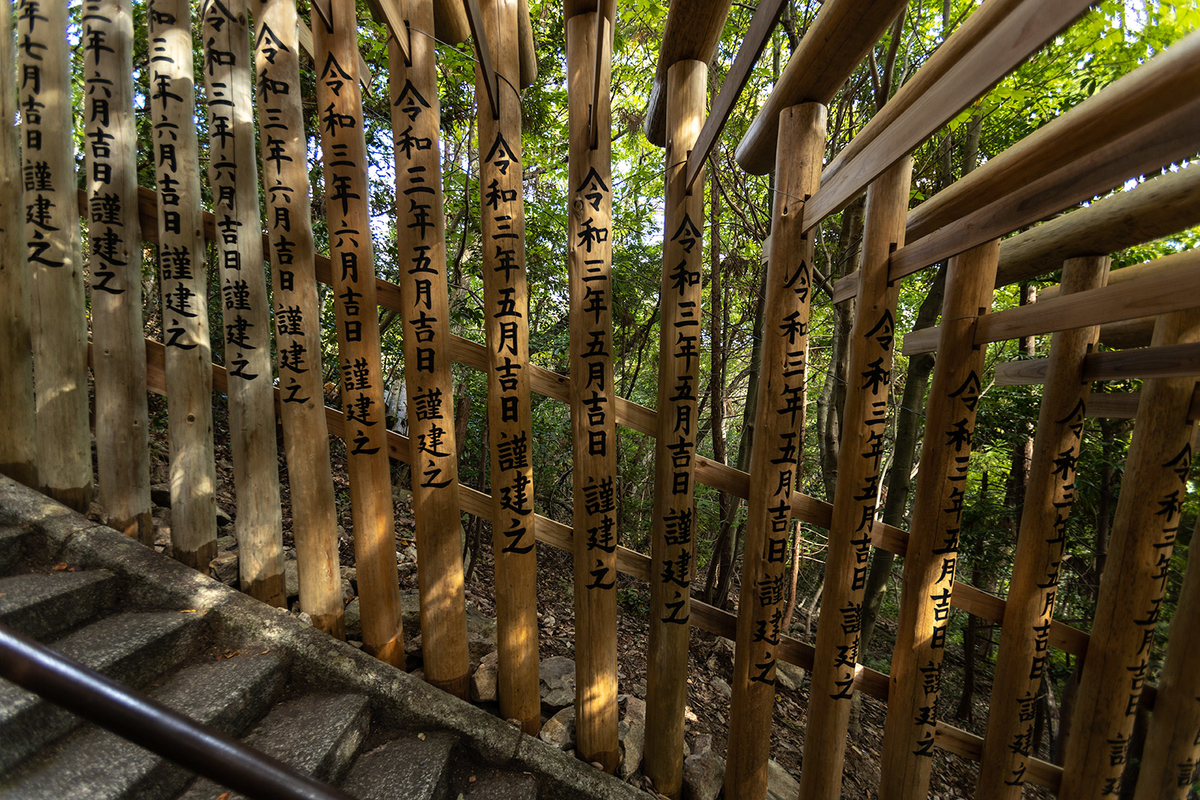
xmin=0 ymin=622 xmax=357 ymax=800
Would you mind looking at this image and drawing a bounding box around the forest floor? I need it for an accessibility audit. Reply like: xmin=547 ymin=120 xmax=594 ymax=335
xmin=117 ymin=389 xmax=1058 ymax=800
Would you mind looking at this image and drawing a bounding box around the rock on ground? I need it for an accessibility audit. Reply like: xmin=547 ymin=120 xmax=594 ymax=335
xmin=539 ymin=656 xmax=576 ymax=712
xmin=539 ymin=706 xmax=576 ymax=750
xmin=471 ymin=650 xmax=499 ymax=703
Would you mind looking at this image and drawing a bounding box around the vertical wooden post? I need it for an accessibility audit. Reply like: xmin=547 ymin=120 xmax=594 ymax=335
xmin=878 ymin=239 xmax=999 ymax=800
xmin=147 ymin=0 xmax=219 ymax=570
xmin=250 ymin=3 xmax=340 ymax=629
xmin=313 ymin=0 xmax=405 ymax=667
xmin=254 ymin=0 xmax=345 ymax=637
xmin=391 ymin=0 xmax=472 ymax=701
xmin=1133 ymin=530 xmax=1200 ymax=800
xmin=202 ymin=0 xmax=286 ymax=605
xmin=798 ymin=157 xmax=912 ymax=800
xmin=975 ymin=255 xmax=1110 ymax=797
xmin=1059 ymin=306 xmax=1200 ymax=800
xmin=644 ymin=58 xmax=706 ymax=794
xmin=0 ymin=0 xmax=38 ymax=489
xmin=566 ymin=2 xmax=618 ymax=760
xmin=19 ymin=0 xmax=92 ymax=512
xmin=725 ymin=102 xmax=826 ymax=800
xmin=475 ymin=0 xmax=541 ymax=730
xmin=84 ymin=0 xmax=153 ymax=544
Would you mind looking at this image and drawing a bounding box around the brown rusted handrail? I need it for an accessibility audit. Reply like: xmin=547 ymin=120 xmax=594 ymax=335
xmin=0 ymin=623 xmax=356 ymax=800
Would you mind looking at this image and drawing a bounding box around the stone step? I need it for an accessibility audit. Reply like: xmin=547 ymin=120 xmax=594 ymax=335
xmin=341 ymin=732 xmax=458 ymax=800
xmin=0 ymin=570 xmax=118 ymax=639
xmin=0 ymin=652 xmax=287 ymax=800
xmin=458 ymin=769 xmax=539 ymax=800
xmin=0 ymin=527 xmax=38 ymax=575
xmin=175 ymin=693 xmax=371 ymax=800
xmin=0 ymin=610 xmax=205 ymax=773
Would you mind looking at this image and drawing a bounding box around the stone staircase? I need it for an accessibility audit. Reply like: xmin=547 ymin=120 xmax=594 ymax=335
xmin=0 ymin=476 xmax=645 ymax=800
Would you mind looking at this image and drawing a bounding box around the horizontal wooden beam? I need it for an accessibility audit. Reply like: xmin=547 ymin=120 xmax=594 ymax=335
xmin=831 ymin=164 xmax=1200 ymax=306
xmin=905 ymin=31 xmax=1200 ymax=243
xmin=1039 ymin=248 xmax=1200 ymax=302
xmin=804 ymin=0 xmax=1091 ymax=230
xmin=996 ymin=165 xmax=1200 ymax=288
xmin=890 ymin=96 xmax=1200 ymax=284
xmin=683 ymin=0 xmax=786 ymax=193
xmin=934 ymin=722 xmax=1062 ymax=791
xmin=1085 ymin=390 xmax=1200 ymax=421
xmin=902 ymin=250 xmax=1200 ymax=355
xmin=643 ymin=0 xmax=731 ymax=146
xmin=994 ymin=342 xmax=1200 ymax=386
xmin=735 ymin=0 xmax=905 ymax=174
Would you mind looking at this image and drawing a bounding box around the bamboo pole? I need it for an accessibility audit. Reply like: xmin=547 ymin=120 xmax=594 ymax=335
xmin=475 ymin=0 xmax=542 ymax=730
xmin=1058 ymin=307 xmax=1200 ymax=799
xmin=313 ymin=0 xmax=405 ymax=667
xmin=19 ymin=0 xmax=92 ymax=512
xmin=565 ymin=4 xmax=619 ymax=766
xmin=644 ymin=58 xmax=706 ymax=796
xmin=725 ymin=102 xmax=826 ymax=800
xmin=147 ymin=0 xmax=219 ymax=569
xmin=974 ymin=256 xmax=1110 ymax=797
xmin=799 ymin=157 xmax=912 ymax=800
xmin=84 ymin=0 xmax=152 ymax=544
xmin=878 ymin=239 xmax=1000 ymax=800
xmin=254 ymin=0 xmax=344 ymax=636
xmin=1133 ymin=525 xmax=1200 ymax=800
xmin=0 ymin=0 xmax=37 ymax=489
xmin=391 ymin=0 xmax=472 ymax=701
xmin=202 ymin=0 xmax=285 ymax=606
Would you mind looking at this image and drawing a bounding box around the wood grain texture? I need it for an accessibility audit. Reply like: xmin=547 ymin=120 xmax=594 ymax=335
xmin=975 ymin=256 xmax=1109 ymax=797
xmin=22 ymin=0 xmax=92 ymax=512
xmin=1132 ymin=519 xmax=1200 ymax=800
xmin=903 ymin=249 xmax=1200 ymax=355
xmin=996 ymin=165 xmax=1200 ymax=288
xmin=85 ymin=0 xmax=152 ymax=544
xmin=393 ymin=0 xmax=473 ymax=704
xmin=645 ymin=59 xmax=706 ymax=797
xmin=643 ymin=0 xmax=730 ymax=146
xmin=806 ymin=0 xmax=1091 ymax=230
xmin=907 ymin=31 xmax=1200 ymax=243
xmin=147 ymin=0 xmax=218 ymax=569
xmin=891 ymin=95 xmax=1200 ymax=283
xmin=314 ymin=0 xmax=404 ymax=667
xmin=566 ymin=9 xmax=619 ymax=769
xmin=433 ymin=0 xmax=471 ymax=44
xmin=994 ymin=343 xmax=1200 ymax=386
xmin=477 ymin=0 xmax=543 ymax=727
xmin=735 ymin=0 xmax=904 ymax=174
xmin=254 ymin=0 xmax=345 ymax=638
xmin=684 ymin=0 xmax=786 ymax=193
xmin=800 ymin=158 xmax=912 ymax=800
xmin=726 ymin=103 xmax=826 ymax=800
xmin=1059 ymin=307 xmax=1200 ymax=800
xmin=0 ymin=0 xmax=36 ymax=490
xmin=879 ymin=239 xmax=998 ymax=800
xmin=203 ymin=0 xmax=286 ymax=607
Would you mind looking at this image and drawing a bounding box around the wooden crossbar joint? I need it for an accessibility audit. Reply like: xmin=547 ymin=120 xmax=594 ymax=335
xmin=463 ymin=0 xmax=500 ymax=119
xmin=367 ymin=0 xmax=411 ymax=64
xmin=311 ymin=0 xmax=333 ymax=32
xmin=684 ymin=0 xmax=785 ymax=193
